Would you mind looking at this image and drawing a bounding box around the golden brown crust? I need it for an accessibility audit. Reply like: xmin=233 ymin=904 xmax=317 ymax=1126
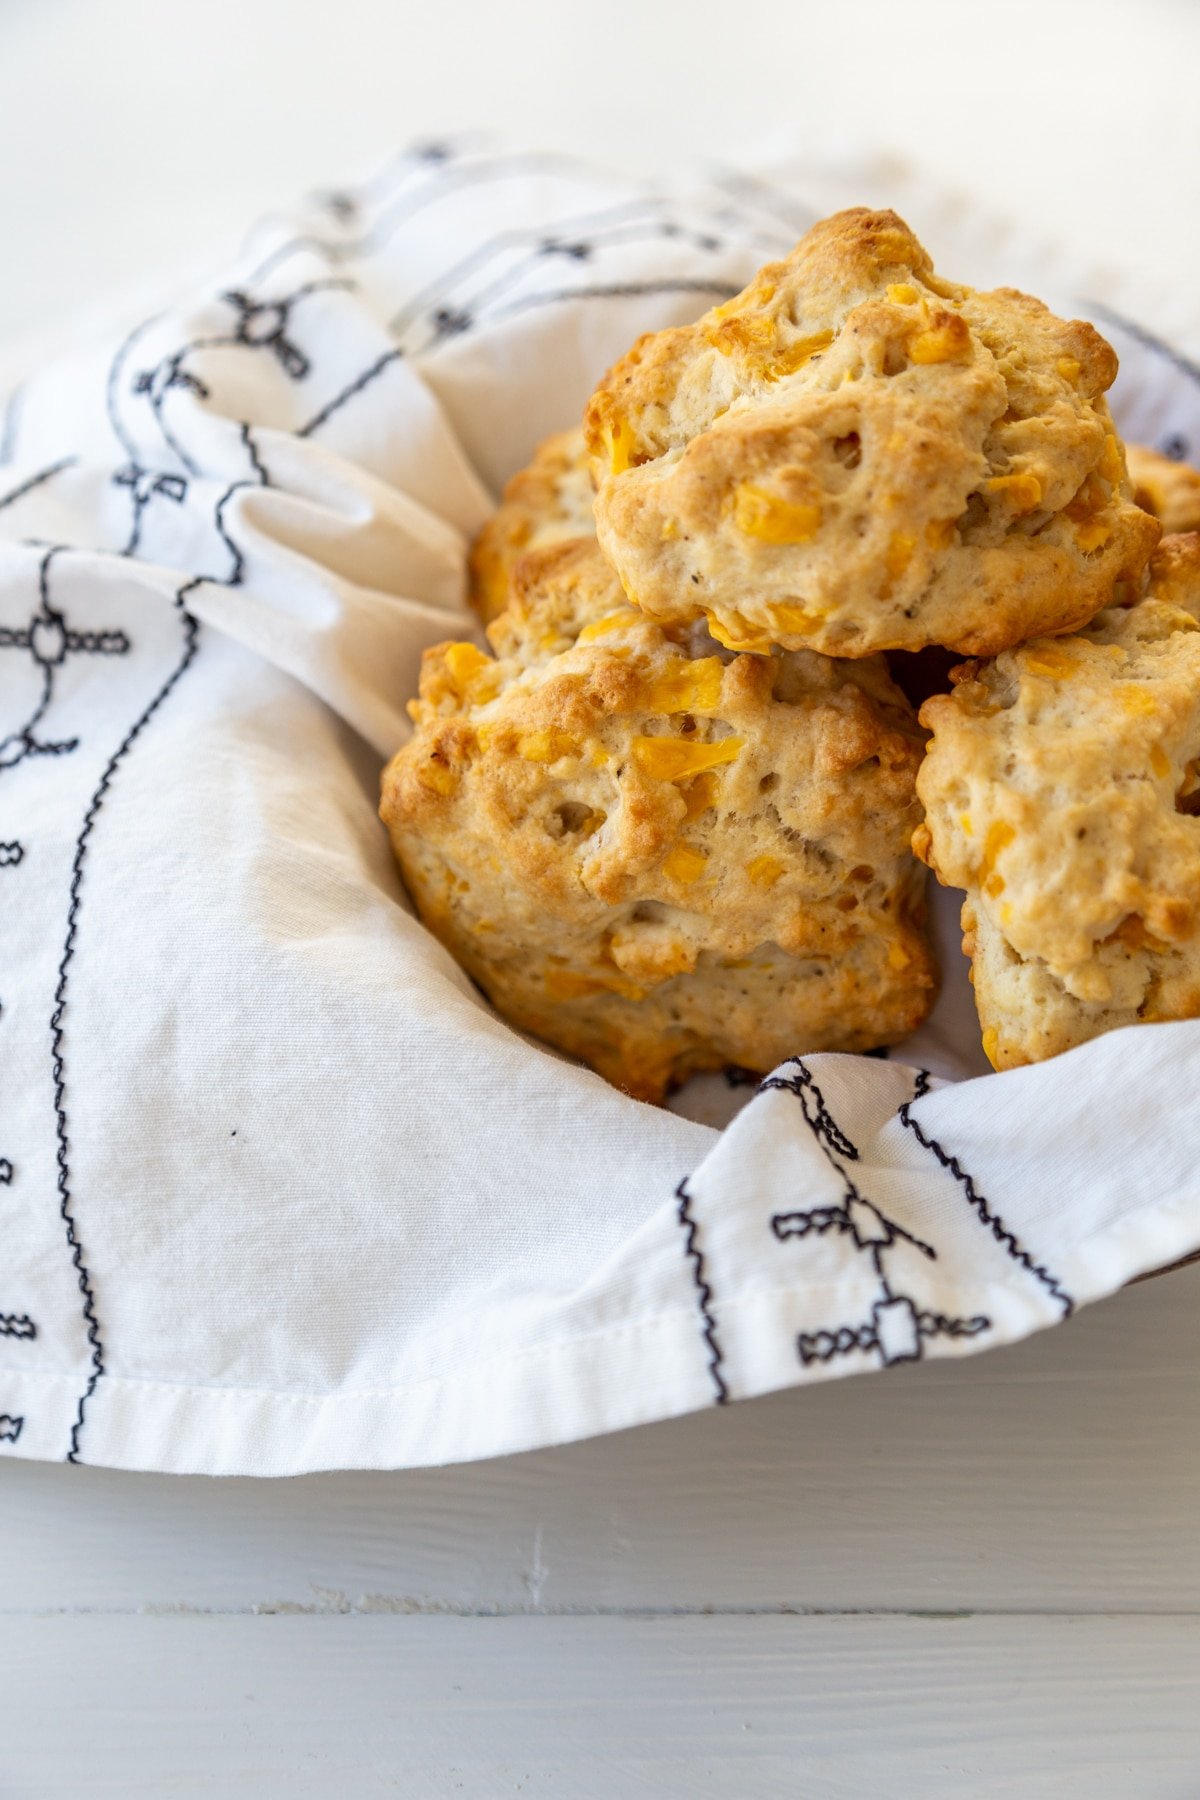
xmin=1126 ymin=443 xmax=1200 ymax=536
xmin=915 ymin=536 xmax=1200 ymax=1068
xmin=382 ymin=543 xmax=937 ymax=1101
xmin=584 ymin=209 xmax=1158 ymax=658
xmin=467 ymin=428 xmax=596 ymax=623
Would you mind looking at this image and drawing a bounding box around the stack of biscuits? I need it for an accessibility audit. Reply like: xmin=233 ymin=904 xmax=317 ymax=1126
xmin=381 ymin=208 xmax=1200 ymax=1099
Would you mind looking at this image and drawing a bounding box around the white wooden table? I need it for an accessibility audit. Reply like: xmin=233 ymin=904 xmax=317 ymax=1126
xmin=3 ymin=0 xmax=1200 ymax=1791
xmin=3 ymin=1261 xmax=1200 ymax=1794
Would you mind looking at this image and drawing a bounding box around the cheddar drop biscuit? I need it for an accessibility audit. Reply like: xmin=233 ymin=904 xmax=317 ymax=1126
xmin=468 ymin=427 xmax=596 ymax=622
xmin=1126 ymin=442 xmax=1200 ymax=536
xmin=584 ymin=209 xmax=1158 ymax=658
xmin=382 ymin=544 xmax=936 ymax=1101
xmin=915 ymin=535 xmax=1200 ymax=1069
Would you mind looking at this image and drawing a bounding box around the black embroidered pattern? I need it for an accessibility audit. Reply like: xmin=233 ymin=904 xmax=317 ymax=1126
xmin=110 ymin=278 xmax=350 ymax=487
xmin=114 ymin=466 xmax=187 ymax=559
xmin=675 ymin=1175 xmax=729 ymax=1404
xmin=0 ymin=1416 xmax=23 ymax=1445
xmin=298 ymin=346 xmax=405 ymax=439
xmin=0 ymin=546 xmax=131 ymax=774
xmin=0 ymin=842 xmax=22 ymax=867
xmin=898 ymin=1068 xmax=1075 ymax=1318
xmin=50 ymin=588 xmax=201 ymax=1461
xmin=760 ymin=1059 xmax=862 ymax=1167
xmin=0 ymin=1159 xmax=11 ymax=1184
xmin=386 ymin=197 xmax=731 ymax=337
xmin=12 ymin=234 xmax=302 ymax=1459
xmin=245 ymin=147 xmax=635 ymax=287
xmin=0 ymin=1314 xmax=36 ymax=1341
xmin=0 ymin=457 xmax=77 ymax=514
xmin=486 ymin=278 xmax=741 ymax=327
xmin=767 ymin=1060 xmax=989 ymax=1368
xmin=221 ymin=281 xmax=354 ymax=378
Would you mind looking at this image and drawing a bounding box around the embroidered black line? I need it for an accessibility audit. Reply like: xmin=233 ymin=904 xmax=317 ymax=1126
xmin=114 ymin=466 xmax=189 ymax=558
xmin=771 ymin=1204 xmax=854 ymax=1241
xmin=103 ymin=279 xmax=353 ymax=492
xmin=0 ymin=1415 xmax=23 ymax=1445
xmin=49 ymin=562 xmax=206 ymax=1461
xmin=221 ymin=277 xmax=357 ymax=379
xmin=0 ymin=546 xmax=131 ymax=775
xmin=764 ymin=1060 xmax=991 ymax=1368
xmin=0 ymin=1314 xmax=36 ymax=1340
xmin=105 ymin=313 xmax=166 ymax=465
xmin=0 ymin=457 xmax=78 ymax=514
xmin=239 ymin=418 xmax=270 ymax=488
xmin=485 ymin=278 xmax=740 ymax=326
xmin=306 ymin=138 xmax=462 ymax=222
xmin=297 ymin=347 xmax=404 ymax=438
xmin=0 ymin=842 xmax=23 ymax=867
xmin=797 ymin=1299 xmax=990 ymax=1368
xmin=898 ymin=1068 xmax=1075 ymax=1318
xmin=0 ymin=1158 xmax=11 ymax=1183
xmin=1083 ymin=301 xmax=1200 ymax=396
xmin=408 ymin=221 xmax=735 ymax=351
xmin=918 ymin=1309 xmax=989 ymax=1341
xmin=798 ymin=1323 xmax=877 ymax=1365
xmin=45 ymin=413 xmax=268 ymax=1463
xmin=759 ymin=1059 xmax=861 ymax=1165
xmin=246 ymin=148 xmax=622 ymax=286
xmin=386 ymin=196 xmax=682 ymax=336
xmin=675 ymin=1175 xmax=729 ymax=1404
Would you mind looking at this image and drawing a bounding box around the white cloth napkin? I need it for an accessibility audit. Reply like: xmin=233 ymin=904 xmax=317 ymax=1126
xmin=2 ymin=142 xmax=1198 ymax=1475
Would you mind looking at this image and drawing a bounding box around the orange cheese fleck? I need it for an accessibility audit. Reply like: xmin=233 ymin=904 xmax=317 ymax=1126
xmin=632 ymin=735 xmax=744 ymax=781
xmin=577 ymin=609 xmax=642 ymax=643
xmin=908 ymin=316 xmax=971 ymax=364
xmin=766 ymin=329 xmax=835 ymax=379
xmin=746 ymin=853 xmax=786 ymax=888
xmin=1099 ymin=433 xmax=1124 ymax=485
xmin=518 ymin=730 xmax=581 ymax=763
xmin=734 ymin=484 xmax=822 ymax=545
xmin=885 ymin=531 xmax=917 ymax=582
xmin=601 ymin=414 xmax=638 ymax=474
xmin=681 ymin=771 xmax=718 ymax=821
xmin=978 ymin=819 xmax=1015 ymax=888
xmin=1118 ymin=685 xmax=1159 ymax=718
xmin=544 ymin=968 xmax=645 ymax=1003
xmin=771 ymin=602 xmax=823 ymax=635
xmin=708 ymin=616 xmax=775 ymax=655
xmin=644 ymin=657 xmax=725 ymax=715
xmin=1022 ymin=643 xmax=1079 ymax=679
xmin=985 ymin=471 xmax=1043 ymax=512
xmin=662 ymin=843 xmax=708 ymax=885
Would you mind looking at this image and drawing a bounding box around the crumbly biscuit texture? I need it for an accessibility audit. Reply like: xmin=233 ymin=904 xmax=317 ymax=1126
xmin=468 ymin=428 xmax=596 ymax=622
xmin=1126 ymin=442 xmax=1200 ymax=536
xmin=382 ymin=544 xmax=936 ymax=1100
xmin=915 ymin=534 xmax=1200 ymax=1068
xmin=585 ymin=209 xmax=1159 ymax=658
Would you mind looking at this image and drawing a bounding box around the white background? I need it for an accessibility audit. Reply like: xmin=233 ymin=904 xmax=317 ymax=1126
xmin=1 ymin=0 xmax=1198 ymax=349
xmin=3 ymin=1 xmax=1200 ymax=1792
